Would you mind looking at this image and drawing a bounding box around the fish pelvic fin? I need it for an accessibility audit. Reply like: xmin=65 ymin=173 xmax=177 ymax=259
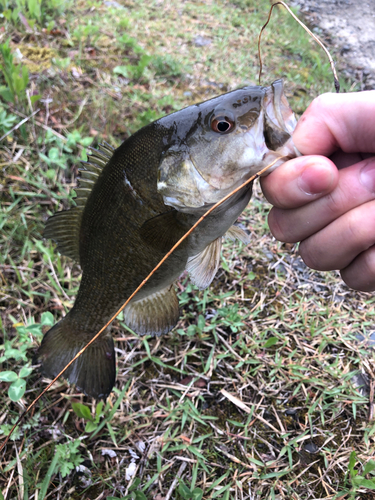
xmin=43 ymin=143 xmax=115 ymax=264
xmin=225 ymin=224 xmax=251 ymax=245
xmin=35 ymin=314 xmax=116 ymax=400
xmin=124 ymin=286 xmax=179 ymax=336
xmin=186 ymin=237 xmax=222 ymax=290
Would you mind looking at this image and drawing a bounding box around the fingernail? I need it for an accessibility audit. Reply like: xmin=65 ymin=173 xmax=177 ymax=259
xmin=360 ymin=161 xmax=375 ymax=193
xmin=298 ymin=162 xmax=334 ymax=195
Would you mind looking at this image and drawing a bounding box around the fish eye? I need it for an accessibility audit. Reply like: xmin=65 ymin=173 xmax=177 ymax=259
xmin=211 ymin=115 xmax=235 ymax=134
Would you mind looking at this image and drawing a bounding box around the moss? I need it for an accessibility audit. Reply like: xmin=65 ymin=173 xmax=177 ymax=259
xmin=15 ymin=45 xmax=57 ymax=73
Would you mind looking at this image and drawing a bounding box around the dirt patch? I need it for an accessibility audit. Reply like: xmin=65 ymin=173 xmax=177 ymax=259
xmin=292 ymin=0 xmax=375 ymax=90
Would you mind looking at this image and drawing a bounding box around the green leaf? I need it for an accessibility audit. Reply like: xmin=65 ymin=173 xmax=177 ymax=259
xmin=264 ymin=337 xmax=278 ymax=348
xmin=129 ymin=478 xmax=142 ymax=491
xmin=95 ymin=401 xmax=104 ymax=420
xmin=134 ymin=492 xmax=148 ymax=500
xmin=363 ymin=460 xmax=375 ymax=475
xmin=30 ymin=94 xmax=42 ymax=104
xmin=178 ymin=481 xmax=192 ymax=499
xmin=0 ymin=86 xmax=14 ymax=102
xmin=113 ymin=65 xmax=129 ymax=77
xmin=39 ymin=449 xmax=60 ymax=499
xmin=0 ymin=371 xmax=18 ymax=382
xmin=9 ymin=378 xmax=26 ymax=401
xmin=191 ymin=488 xmax=203 ymax=500
xmin=19 ymin=366 xmax=33 ymax=378
xmin=2 ymin=9 xmax=12 ymax=21
xmin=85 ymin=421 xmax=98 ymax=433
xmin=41 ymin=311 xmax=55 ymax=326
xmin=59 ymin=460 xmax=75 ymax=478
xmin=197 ymin=315 xmax=205 ymax=330
xmin=80 ymin=136 xmax=93 ymax=146
xmin=48 ymin=147 xmax=60 ymax=161
xmin=352 ymin=476 xmax=375 ymax=489
xmin=349 ymin=451 xmax=358 ymax=477
xmin=187 ymin=445 xmax=206 ymax=460
xmin=72 ymin=402 xmax=92 ymax=421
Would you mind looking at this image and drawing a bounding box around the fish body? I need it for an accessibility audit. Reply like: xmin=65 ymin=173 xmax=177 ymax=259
xmin=37 ymin=80 xmax=297 ymax=398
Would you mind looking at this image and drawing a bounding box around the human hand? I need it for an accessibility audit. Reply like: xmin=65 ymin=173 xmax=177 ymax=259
xmin=261 ymin=91 xmax=375 ymax=291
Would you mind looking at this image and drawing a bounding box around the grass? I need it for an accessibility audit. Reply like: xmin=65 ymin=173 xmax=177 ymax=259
xmin=1 ymin=0 xmax=374 ymax=498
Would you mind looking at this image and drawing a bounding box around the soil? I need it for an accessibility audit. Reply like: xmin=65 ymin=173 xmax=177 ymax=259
xmin=291 ymin=0 xmax=375 ymax=90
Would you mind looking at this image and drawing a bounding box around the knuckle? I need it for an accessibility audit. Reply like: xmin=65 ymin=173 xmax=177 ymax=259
xmin=299 ymin=239 xmax=322 ymax=270
xmin=268 ymin=208 xmax=299 ymax=243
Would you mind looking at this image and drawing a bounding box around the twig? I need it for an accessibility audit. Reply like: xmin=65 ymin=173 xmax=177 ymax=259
xmin=47 ymin=256 xmax=71 ymax=302
xmin=7 ymin=106 xmax=84 ymax=148
xmin=369 ymin=379 xmax=374 ymax=421
xmin=26 ymin=89 xmax=39 ymax=154
xmin=0 ymin=109 xmax=40 ymax=143
xmin=216 ymin=331 xmax=244 ymax=362
xmin=63 ymin=96 xmax=88 ymax=127
xmin=164 ymin=461 xmax=187 ymax=500
xmin=258 ymin=1 xmax=340 ymax=93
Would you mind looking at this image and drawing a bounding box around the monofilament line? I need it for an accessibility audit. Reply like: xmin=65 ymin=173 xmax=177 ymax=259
xmin=258 ymin=1 xmax=340 ymax=93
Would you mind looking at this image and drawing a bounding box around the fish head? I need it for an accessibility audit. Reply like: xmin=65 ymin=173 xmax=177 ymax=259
xmin=157 ymin=79 xmax=297 ymax=212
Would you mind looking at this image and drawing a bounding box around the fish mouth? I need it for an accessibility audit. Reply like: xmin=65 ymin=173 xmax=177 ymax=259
xmin=259 ymin=79 xmax=298 ymax=175
xmin=264 ymin=79 xmax=297 ymax=141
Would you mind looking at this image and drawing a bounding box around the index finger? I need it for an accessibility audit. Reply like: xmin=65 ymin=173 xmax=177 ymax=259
xmin=294 ymin=91 xmax=375 ymax=156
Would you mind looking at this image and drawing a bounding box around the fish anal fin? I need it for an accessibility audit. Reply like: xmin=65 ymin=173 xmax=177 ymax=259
xmin=44 ymin=143 xmax=115 ymax=263
xmin=35 ymin=314 xmax=116 ymax=400
xmin=140 ymin=211 xmax=188 ymax=253
xmin=124 ymin=286 xmax=179 ymax=336
xmin=186 ymin=237 xmax=222 ymax=290
xmin=225 ymin=225 xmax=250 ymax=245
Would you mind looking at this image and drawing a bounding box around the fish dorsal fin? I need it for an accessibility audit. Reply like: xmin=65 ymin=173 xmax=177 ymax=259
xmin=225 ymin=225 xmax=250 ymax=245
xmin=186 ymin=237 xmax=222 ymax=290
xmin=44 ymin=143 xmax=115 ymax=263
xmin=124 ymin=286 xmax=179 ymax=336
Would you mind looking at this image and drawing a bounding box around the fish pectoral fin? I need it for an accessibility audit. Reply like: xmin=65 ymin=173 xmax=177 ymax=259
xmin=186 ymin=237 xmax=222 ymax=290
xmin=35 ymin=314 xmax=116 ymax=400
xmin=124 ymin=286 xmax=179 ymax=336
xmin=140 ymin=210 xmax=188 ymax=253
xmin=225 ymin=225 xmax=251 ymax=245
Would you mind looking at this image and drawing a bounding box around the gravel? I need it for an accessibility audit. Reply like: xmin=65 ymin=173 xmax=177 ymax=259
xmin=291 ymin=0 xmax=375 ymax=90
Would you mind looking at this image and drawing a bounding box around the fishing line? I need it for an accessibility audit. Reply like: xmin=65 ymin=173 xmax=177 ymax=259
xmin=0 ymin=156 xmax=286 ymax=451
xmin=258 ymin=1 xmax=340 ymax=93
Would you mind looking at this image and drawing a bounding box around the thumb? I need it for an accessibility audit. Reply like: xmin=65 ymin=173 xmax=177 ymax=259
xmin=261 ymin=155 xmax=338 ymax=209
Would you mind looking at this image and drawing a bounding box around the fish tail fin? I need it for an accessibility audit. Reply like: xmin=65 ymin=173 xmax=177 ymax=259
xmin=35 ymin=314 xmax=115 ymax=399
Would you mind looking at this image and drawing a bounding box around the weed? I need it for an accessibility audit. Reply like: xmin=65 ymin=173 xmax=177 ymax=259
xmin=108 ymin=479 xmax=147 ymax=500
xmin=72 ymin=400 xmax=104 ymax=432
xmin=38 ymin=438 xmax=84 ymax=499
xmin=0 ymin=103 xmax=18 ymax=136
xmin=0 ymin=312 xmax=52 ymax=400
xmin=0 ymin=365 xmax=32 ymax=401
xmin=0 ymin=0 xmax=70 ymax=29
xmin=0 ymin=39 xmax=30 ymax=106
xmin=178 ymin=481 xmax=204 ymax=500
xmin=337 ymin=451 xmax=375 ymax=498
xmin=114 ymin=54 xmax=152 ymax=81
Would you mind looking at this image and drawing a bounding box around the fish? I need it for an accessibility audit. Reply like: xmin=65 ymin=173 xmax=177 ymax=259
xmin=36 ymin=79 xmax=298 ymax=399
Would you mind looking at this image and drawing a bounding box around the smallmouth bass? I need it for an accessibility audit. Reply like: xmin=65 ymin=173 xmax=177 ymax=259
xmin=36 ymin=80 xmax=297 ymax=398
